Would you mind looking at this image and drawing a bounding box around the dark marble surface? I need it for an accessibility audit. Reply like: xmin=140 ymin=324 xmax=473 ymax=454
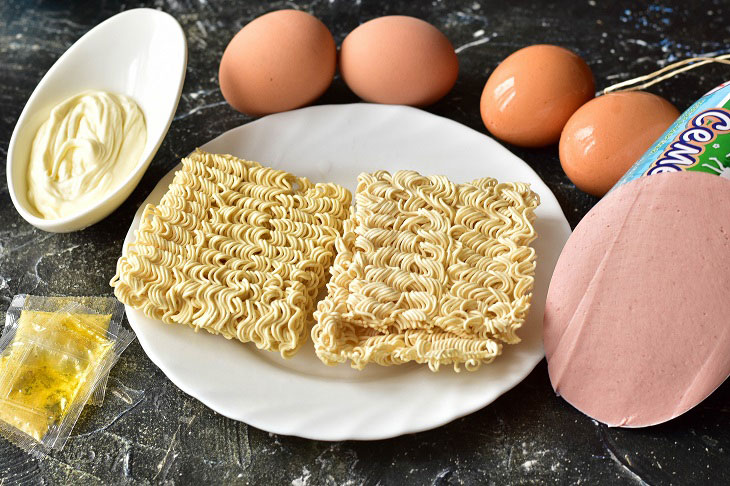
xmin=1 ymin=0 xmax=729 ymax=484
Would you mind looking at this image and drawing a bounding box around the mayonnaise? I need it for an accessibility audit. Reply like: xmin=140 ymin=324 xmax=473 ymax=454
xmin=27 ymin=90 xmax=146 ymax=219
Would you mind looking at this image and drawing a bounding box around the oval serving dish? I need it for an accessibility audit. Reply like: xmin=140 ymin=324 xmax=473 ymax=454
xmin=6 ymin=8 xmax=187 ymax=232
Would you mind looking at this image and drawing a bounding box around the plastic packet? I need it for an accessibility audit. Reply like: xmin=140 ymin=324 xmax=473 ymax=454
xmin=614 ymin=79 xmax=730 ymax=190
xmin=2 ymin=295 xmax=126 ymax=405
xmin=0 ymin=295 xmax=134 ymax=454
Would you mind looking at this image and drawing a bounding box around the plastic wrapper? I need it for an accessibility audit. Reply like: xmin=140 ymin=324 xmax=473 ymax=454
xmin=614 ymin=79 xmax=730 ymax=190
xmin=2 ymin=295 xmax=126 ymax=405
xmin=0 ymin=295 xmax=134 ymax=454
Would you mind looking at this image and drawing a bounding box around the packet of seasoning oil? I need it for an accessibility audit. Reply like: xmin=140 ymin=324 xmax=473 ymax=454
xmin=0 ymin=295 xmax=134 ymax=454
xmin=2 ymin=295 xmax=127 ymax=405
xmin=614 ymin=80 xmax=730 ymax=189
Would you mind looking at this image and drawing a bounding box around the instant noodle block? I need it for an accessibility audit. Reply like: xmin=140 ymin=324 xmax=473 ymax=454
xmin=313 ymin=170 xmax=540 ymax=372
xmin=544 ymin=171 xmax=730 ymax=427
xmin=111 ymin=150 xmax=352 ymax=358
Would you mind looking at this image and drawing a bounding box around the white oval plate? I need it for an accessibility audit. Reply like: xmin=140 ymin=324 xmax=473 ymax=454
xmin=122 ymin=104 xmax=571 ymax=441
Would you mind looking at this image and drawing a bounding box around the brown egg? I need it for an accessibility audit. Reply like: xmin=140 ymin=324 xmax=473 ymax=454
xmin=340 ymin=16 xmax=459 ymax=106
xmin=480 ymin=45 xmax=594 ymax=147
xmin=559 ymin=91 xmax=680 ymax=197
xmin=218 ymin=10 xmax=336 ymax=116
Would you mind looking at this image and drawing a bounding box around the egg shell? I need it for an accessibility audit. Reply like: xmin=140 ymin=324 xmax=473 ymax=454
xmin=480 ymin=45 xmax=594 ymax=147
xmin=340 ymin=16 xmax=459 ymax=106
xmin=559 ymin=91 xmax=679 ymax=197
xmin=218 ymin=10 xmax=336 ymax=116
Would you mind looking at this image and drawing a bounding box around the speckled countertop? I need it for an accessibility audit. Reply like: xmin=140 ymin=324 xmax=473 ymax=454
xmin=1 ymin=1 xmax=729 ymax=484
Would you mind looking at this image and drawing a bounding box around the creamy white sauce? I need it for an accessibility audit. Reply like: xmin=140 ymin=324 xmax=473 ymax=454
xmin=27 ymin=90 xmax=146 ymax=220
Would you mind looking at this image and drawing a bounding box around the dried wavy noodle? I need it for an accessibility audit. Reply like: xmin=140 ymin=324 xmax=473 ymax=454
xmin=312 ymin=170 xmax=539 ymax=371
xmin=111 ymin=149 xmax=351 ymax=357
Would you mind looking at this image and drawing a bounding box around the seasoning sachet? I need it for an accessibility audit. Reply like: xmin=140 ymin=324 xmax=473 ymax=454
xmin=0 ymin=295 xmax=134 ymax=454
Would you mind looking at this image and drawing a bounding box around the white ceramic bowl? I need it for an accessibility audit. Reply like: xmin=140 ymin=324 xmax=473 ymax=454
xmin=6 ymin=8 xmax=187 ymax=232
